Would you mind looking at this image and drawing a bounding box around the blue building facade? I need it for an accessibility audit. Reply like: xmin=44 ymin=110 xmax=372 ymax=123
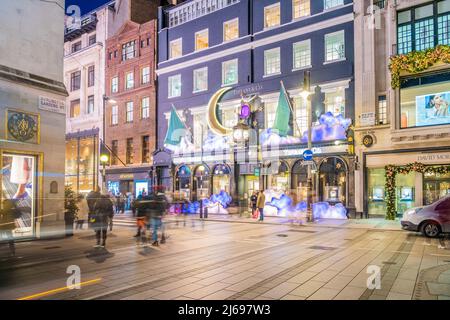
xmin=154 ymin=0 xmax=357 ymax=216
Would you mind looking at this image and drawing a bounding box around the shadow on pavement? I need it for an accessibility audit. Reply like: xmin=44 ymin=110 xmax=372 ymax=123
xmin=84 ymin=248 xmax=115 ymax=263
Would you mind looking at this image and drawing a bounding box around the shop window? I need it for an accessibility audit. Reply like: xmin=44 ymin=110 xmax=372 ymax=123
xmin=175 ymin=165 xmax=191 ymax=200
xmin=268 ymin=161 xmax=289 ymax=194
xmin=194 ymin=165 xmax=210 ymax=200
xmin=325 ymin=90 xmax=345 ymax=117
xmin=264 ymin=3 xmax=280 ymax=29
xmin=223 ymin=18 xmax=239 ymax=42
xmin=264 ymin=47 xmax=281 ymax=76
xmin=400 ymin=73 xmax=450 ymax=129
xmin=423 ymin=166 xmax=450 ymax=205
xmin=293 ymin=39 xmax=311 ymax=70
xmin=212 ymin=164 xmax=231 ymax=195
xmin=193 ymin=67 xmax=208 ymax=93
xmin=170 ymin=38 xmax=182 ymax=59
xmin=195 ymin=29 xmax=209 ymax=51
xmin=293 ymin=0 xmax=310 ymax=19
xmin=222 ymin=59 xmax=238 ymax=85
xmin=122 ymin=40 xmax=136 ymax=61
xmin=291 ymin=160 xmax=311 ymax=203
xmin=141 ymin=97 xmax=150 ymax=119
xmin=70 ymin=99 xmax=80 ymax=118
xmin=324 ymin=0 xmax=344 ymax=10
xmin=325 ymin=31 xmax=345 ymax=63
xmin=319 ymin=157 xmax=346 ymax=204
xmin=126 ymin=138 xmax=134 ymax=164
xmin=126 ymin=101 xmax=133 ymax=123
xmin=397 ymin=2 xmax=450 ymax=54
xmin=367 ymin=168 xmax=387 ymax=217
xmin=168 ymin=74 xmax=182 ymax=98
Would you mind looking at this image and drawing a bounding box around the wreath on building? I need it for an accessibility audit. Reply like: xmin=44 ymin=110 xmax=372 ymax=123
xmin=389 ymin=45 xmax=450 ymax=89
xmin=384 ymin=162 xmax=450 ymax=220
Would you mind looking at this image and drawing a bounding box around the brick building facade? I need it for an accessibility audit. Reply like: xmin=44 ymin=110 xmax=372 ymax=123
xmin=104 ymin=17 xmax=157 ymax=197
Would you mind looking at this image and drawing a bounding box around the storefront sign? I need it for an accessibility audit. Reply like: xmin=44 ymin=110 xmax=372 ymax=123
xmin=39 ymin=96 xmax=66 ymax=114
xmin=360 ymin=112 xmax=376 ymax=127
xmin=367 ymin=151 xmax=450 ymax=167
xmin=119 ymin=174 xmax=134 ymax=180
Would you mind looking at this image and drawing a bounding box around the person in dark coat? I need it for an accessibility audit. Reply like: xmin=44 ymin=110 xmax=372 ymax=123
xmin=149 ymin=187 xmax=169 ymax=246
xmin=92 ymin=194 xmax=114 ymax=248
xmin=86 ymin=186 xmax=101 ymax=227
xmin=0 ymin=199 xmax=19 ymax=257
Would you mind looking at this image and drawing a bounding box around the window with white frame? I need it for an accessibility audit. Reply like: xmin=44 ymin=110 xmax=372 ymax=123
xmin=168 ymin=74 xmax=182 ymax=98
xmin=377 ymin=95 xmax=387 ymax=125
xmin=325 ymin=90 xmax=345 ymax=117
xmin=111 ymin=76 xmax=118 ymax=93
xmin=141 ymin=97 xmax=150 ymax=119
xmin=324 ymin=0 xmax=344 ymax=10
xmin=111 ymin=105 xmax=118 ymax=125
xmin=293 ymin=0 xmax=310 ymax=19
xmin=264 ymin=3 xmax=281 ymax=28
xmin=293 ymin=97 xmax=308 ymax=136
xmin=193 ymin=67 xmax=208 ymax=92
xmin=122 ymin=40 xmax=136 ymax=61
xmin=265 ymin=101 xmax=278 ymax=129
xmin=224 ymin=18 xmax=239 ymax=42
xmin=325 ymin=31 xmax=345 ymax=62
xmin=195 ymin=29 xmax=209 ymax=51
xmin=293 ymin=40 xmax=311 ymax=69
xmin=126 ymin=101 xmax=134 ymax=122
xmin=264 ymin=48 xmax=281 ymax=76
xmin=126 ymin=71 xmax=134 ymax=89
xmin=141 ymin=66 xmax=150 ymax=84
xmin=193 ymin=113 xmax=208 ymax=149
xmin=222 ymin=59 xmax=238 ymax=85
xmin=221 ymin=107 xmax=238 ymax=129
xmin=170 ymin=38 xmax=182 ymax=59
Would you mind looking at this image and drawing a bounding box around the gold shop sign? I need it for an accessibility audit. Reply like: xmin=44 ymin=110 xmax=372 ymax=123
xmin=119 ymin=174 xmax=134 ymax=179
xmin=5 ymin=109 xmax=40 ymax=144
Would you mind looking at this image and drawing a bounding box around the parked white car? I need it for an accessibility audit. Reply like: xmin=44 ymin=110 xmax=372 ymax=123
xmin=401 ymin=195 xmax=450 ymax=238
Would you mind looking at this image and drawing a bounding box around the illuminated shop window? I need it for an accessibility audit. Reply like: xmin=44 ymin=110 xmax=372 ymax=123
xmin=293 ymin=97 xmax=308 ymax=136
xmin=223 ymin=18 xmax=239 ymax=42
xmin=168 ymin=74 xmax=182 ymax=98
xmin=195 ymin=29 xmax=209 ymax=51
xmin=193 ymin=67 xmax=208 ymax=92
xmin=170 ymin=38 xmax=182 ymax=59
xmin=264 ymin=47 xmax=281 ymax=76
xmin=222 ymin=59 xmax=238 ymax=85
xmin=325 ymin=90 xmax=345 ymax=117
xmin=265 ymin=101 xmax=277 ymax=129
xmin=324 ymin=0 xmax=344 ymax=10
xmin=293 ymin=39 xmax=311 ymax=70
xmin=264 ymin=3 xmax=280 ymax=29
xmin=70 ymin=99 xmax=80 ymax=118
xmin=293 ymin=0 xmax=310 ymax=19
xmin=325 ymin=30 xmax=345 ymax=62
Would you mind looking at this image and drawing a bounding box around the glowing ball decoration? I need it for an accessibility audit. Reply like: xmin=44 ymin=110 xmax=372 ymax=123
xmin=240 ymin=104 xmax=251 ymax=119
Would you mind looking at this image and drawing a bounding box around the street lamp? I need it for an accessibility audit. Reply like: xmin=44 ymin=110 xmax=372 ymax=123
xmin=301 ymin=71 xmax=314 ymax=222
xmin=101 ymin=96 xmax=116 ymax=192
xmin=100 ymin=154 xmax=109 ymax=193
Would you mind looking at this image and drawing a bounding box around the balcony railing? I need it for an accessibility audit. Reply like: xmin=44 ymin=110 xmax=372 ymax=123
xmin=167 ymin=0 xmax=239 ymax=28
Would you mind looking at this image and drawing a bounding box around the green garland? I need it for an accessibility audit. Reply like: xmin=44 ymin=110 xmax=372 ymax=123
xmin=389 ymin=45 xmax=450 ymax=89
xmin=384 ymin=162 xmax=450 ymax=220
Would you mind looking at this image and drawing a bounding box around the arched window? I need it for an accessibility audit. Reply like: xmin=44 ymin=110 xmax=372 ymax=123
xmin=212 ymin=164 xmax=231 ymax=194
xmin=319 ymin=157 xmax=347 ymax=204
xmin=175 ymin=165 xmax=191 ymax=200
xmin=193 ymin=164 xmax=210 ymax=200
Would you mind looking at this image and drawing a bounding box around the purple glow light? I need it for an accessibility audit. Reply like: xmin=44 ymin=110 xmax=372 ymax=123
xmin=240 ymin=104 xmax=251 ymax=118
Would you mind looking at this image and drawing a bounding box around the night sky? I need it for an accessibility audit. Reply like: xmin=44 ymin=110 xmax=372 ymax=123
xmin=65 ymin=0 xmax=111 ymax=15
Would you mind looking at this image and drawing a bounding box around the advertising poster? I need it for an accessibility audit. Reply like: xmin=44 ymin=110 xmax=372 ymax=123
xmin=1 ymin=154 xmax=35 ymax=238
xmin=416 ymin=91 xmax=450 ymax=127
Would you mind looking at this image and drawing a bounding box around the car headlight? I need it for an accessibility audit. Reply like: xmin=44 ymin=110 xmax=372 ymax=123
xmin=404 ymin=208 xmax=422 ymax=216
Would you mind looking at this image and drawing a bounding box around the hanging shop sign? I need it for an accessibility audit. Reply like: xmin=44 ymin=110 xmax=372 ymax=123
xmin=38 ymin=96 xmax=66 ymax=114
xmin=5 ymin=109 xmax=40 ymax=144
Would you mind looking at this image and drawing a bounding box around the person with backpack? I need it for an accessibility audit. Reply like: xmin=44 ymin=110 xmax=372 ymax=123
xmin=0 ymin=199 xmax=19 ymax=257
xmin=91 ymin=194 xmax=114 ymax=248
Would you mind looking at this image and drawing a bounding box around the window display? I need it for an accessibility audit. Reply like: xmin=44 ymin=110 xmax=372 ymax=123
xmin=423 ymin=167 xmax=450 ymax=205
xmin=400 ymin=75 xmax=450 ymax=128
xmin=175 ymin=165 xmax=191 ymax=201
xmin=368 ymin=168 xmax=387 ymax=216
xmin=212 ymin=164 xmax=231 ymax=195
xmin=1 ymin=154 xmax=36 ymax=238
xmin=319 ymin=157 xmax=346 ymax=204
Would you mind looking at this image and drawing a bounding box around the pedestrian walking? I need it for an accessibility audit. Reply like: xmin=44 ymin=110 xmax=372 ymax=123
xmin=76 ymin=194 xmax=89 ymax=230
xmin=256 ymin=190 xmax=266 ymax=222
xmin=86 ymin=186 xmax=101 ymax=228
xmin=0 ymin=199 xmax=19 ymax=257
xmin=134 ymin=196 xmax=148 ymax=240
xmin=91 ymin=194 xmax=114 ymax=248
xmin=250 ymin=192 xmax=258 ymax=218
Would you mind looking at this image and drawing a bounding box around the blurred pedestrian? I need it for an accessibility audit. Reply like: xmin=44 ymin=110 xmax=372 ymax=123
xmin=0 ymin=199 xmax=19 ymax=257
xmin=86 ymin=186 xmax=101 ymax=228
xmin=76 ymin=194 xmax=89 ymax=230
xmin=256 ymin=190 xmax=265 ymax=222
xmin=92 ymin=194 xmax=114 ymax=248
xmin=250 ymin=191 xmax=258 ymax=218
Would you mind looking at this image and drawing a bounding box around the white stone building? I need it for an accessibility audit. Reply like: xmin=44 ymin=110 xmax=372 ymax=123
xmin=354 ymin=0 xmax=450 ymax=218
xmin=64 ymin=1 xmax=117 ymax=194
xmin=0 ymin=0 xmax=67 ymax=238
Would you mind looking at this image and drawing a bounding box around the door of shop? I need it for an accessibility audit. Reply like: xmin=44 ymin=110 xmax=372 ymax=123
xmin=120 ymin=180 xmax=134 ymax=194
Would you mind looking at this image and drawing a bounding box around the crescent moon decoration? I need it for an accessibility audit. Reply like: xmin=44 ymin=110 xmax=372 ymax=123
xmin=206 ymin=87 xmax=234 ymax=136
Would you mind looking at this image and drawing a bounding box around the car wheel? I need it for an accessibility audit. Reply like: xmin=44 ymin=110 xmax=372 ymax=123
xmin=421 ymin=221 xmax=441 ymax=238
